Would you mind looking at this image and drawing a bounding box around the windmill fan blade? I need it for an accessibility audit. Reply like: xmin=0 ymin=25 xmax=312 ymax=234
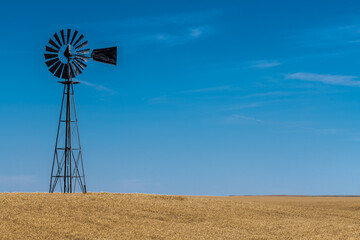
xmin=67 ymin=29 xmax=71 ymax=44
xmin=66 ymin=63 xmax=74 ymax=79
xmin=70 ymin=30 xmax=78 ymax=44
xmin=63 ymin=63 xmax=76 ymax=79
xmin=61 ymin=63 xmax=72 ymax=79
xmin=49 ymin=61 xmax=61 ymax=73
xmin=76 ymin=49 xmax=90 ymax=54
xmin=53 ymin=33 xmax=62 ymax=47
xmin=75 ymin=54 xmax=90 ymax=62
xmin=69 ymin=64 xmax=76 ymax=78
xmin=54 ymin=63 xmax=65 ymax=78
xmin=71 ymin=62 xmax=82 ymax=76
xmin=49 ymin=39 xmax=60 ymax=50
xmin=44 ymin=53 xmax=58 ymax=60
xmin=73 ymin=34 xmax=84 ymax=47
xmin=74 ymin=58 xmax=87 ymax=69
xmin=46 ymin=46 xmax=58 ymax=53
xmin=45 ymin=58 xmax=59 ymax=67
xmin=61 ymin=64 xmax=67 ymax=79
xmin=75 ymin=41 xmax=88 ymax=50
xmin=60 ymin=30 xmax=66 ymax=45
xmin=91 ymin=47 xmax=117 ymax=65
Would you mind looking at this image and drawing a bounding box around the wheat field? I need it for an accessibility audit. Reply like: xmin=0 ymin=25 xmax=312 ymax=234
xmin=0 ymin=193 xmax=360 ymax=239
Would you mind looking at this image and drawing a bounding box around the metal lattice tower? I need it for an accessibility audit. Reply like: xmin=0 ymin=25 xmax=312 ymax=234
xmin=50 ymin=79 xmax=86 ymax=193
xmin=44 ymin=29 xmax=117 ymax=193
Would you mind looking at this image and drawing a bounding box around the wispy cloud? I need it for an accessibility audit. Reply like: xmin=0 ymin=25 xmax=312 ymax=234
xmin=79 ymin=80 xmax=116 ymax=94
xmin=143 ymin=25 xmax=215 ymax=46
xmin=148 ymin=85 xmax=233 ymax=104
xmin=225 ymin=114 xmax=264 ymax=124
xmin=148 ymin=95 xmax=173 ymax=104
xmin=108 ymin=9 xmax=221 ymax=46
xmin=282 ymin=122 xmax=357 ymax=137
xmin=189 ymin=28 xmax=203 ymax=37
xmin=221 ymin=101 xmax=272 ymax=111
xmin=181 ymin=85 xmax=232 ymax=93
xmin=243 ymin=91 xmax=293 ymax=98
xmin=290 ymin=126 xmax=348 ymax=135
xmin=188 ymin=26 xmax=214 ymax=38
xmin=285 ymin=72 xmax=360 ymax=87
xmin=250 ymin=60 xmax=283 ymax=68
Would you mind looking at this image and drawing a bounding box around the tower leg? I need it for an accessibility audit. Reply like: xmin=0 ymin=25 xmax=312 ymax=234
xmin=49 ymin=80 xmax=87 ymax=193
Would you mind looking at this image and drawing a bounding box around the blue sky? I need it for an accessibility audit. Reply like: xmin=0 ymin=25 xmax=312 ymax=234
xmin=2 ymin=0 xmax=360 ymax=195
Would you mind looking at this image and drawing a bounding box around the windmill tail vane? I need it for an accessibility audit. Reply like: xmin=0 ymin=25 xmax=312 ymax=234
xmin=45 ymin=29 xmax=117 ymax=193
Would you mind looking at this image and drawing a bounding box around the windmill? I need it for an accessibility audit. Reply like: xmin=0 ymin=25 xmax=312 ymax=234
xmin=44 ymin=29 xmax=117 ymax=193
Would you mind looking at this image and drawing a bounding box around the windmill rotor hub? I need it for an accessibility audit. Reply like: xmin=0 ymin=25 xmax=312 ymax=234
xmin=64 ymin=45 xmax=72 ymax=59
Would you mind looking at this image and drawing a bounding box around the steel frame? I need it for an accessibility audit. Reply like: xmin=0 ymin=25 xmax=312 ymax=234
xmin=49 ymin=74 xmax=87 ymax=193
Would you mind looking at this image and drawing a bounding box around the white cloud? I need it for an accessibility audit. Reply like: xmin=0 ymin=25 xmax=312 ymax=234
xmin=76 ymin=9 xmax=222 ymax=47
xmin=147 ymin=25 xmax=215 ymax=46
xmin=243 ymin=91 xmax=293 ymax=98
xmin=225 ymin=114 xmax=263 ymax=124
xmin=250 ymin=60 xmax=282 ymax=68
xmin=189 ymin=28 xmax=203 ymax=37
xmin=188 ymin=26 xmax=214 ymax=38
xmin=78 ymin=80 xmax=116 ymax=94
xmin=110 ymin=9 xmax=220 ymax=46
xmin=148 ymin=85 xmax=233 ymax=104
xmin=292 ymin=127 xmax=348 ymax=135
xmin=148 ymin=95 xmax=172 ymax=104
xmin=181 ymin=85 xmax=232 ymax=93
xmin=285 ymin=72 xmax=360 ymax=87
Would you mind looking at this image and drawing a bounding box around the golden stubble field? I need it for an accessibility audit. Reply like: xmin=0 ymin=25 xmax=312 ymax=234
xmin=0 ymin=193 xmax=360 ymax=239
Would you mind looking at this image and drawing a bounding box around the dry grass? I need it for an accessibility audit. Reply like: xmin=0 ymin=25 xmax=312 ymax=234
xmin=1 ymin=193 xmax=360 ymax=239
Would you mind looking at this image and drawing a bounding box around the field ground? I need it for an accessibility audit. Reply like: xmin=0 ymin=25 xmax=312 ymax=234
xmin=0 ymin=193 xmax=360 ymax=239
